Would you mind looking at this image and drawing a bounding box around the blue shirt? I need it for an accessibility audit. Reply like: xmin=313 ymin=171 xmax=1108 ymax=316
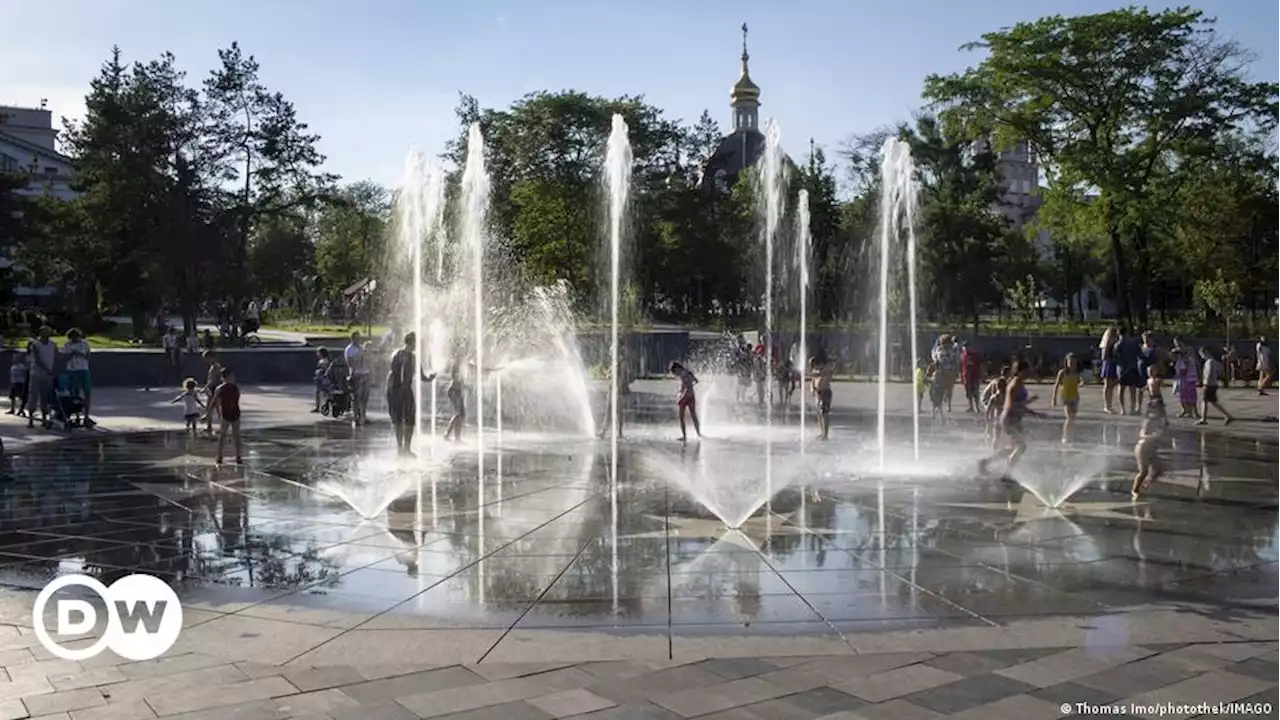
xmin=1112 ymin=337 xmax=1140 ymax=370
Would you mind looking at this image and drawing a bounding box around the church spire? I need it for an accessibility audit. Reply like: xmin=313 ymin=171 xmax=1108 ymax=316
xmin=730 ymin=22 xmax=761 ymax=132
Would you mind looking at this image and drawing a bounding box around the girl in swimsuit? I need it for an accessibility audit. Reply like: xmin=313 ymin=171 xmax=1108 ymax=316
xmin=670 ymin=362 xmax=702 ymax=442
xmin=205 ymin=367 xmax=242 ymax=465
xmin=443 ymin=356 xmax=467 ymax=442
xmin=1131 ymin=370 xmax=1168 ymax=498
xmin=979 ymin=361 xmax=1038 ymax=479
xmin=1052 ymin=353 xmax=1081 ymax=443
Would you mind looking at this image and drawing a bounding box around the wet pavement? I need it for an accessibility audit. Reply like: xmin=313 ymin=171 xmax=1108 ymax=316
xmin=0 ymin=411 xmax=1274 ymax=645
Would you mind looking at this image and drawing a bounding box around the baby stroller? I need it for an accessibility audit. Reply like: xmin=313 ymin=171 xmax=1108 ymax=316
xmin=319 ymin=368 xmax=350 ymax=418
xmin=51 ymin=373 xmax=85 ymax=431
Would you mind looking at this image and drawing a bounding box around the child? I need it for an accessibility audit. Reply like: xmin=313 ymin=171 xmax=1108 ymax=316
xmin=1051 ymin=353 xmax=1081 ymax=443
xmin=1131 ymin=408 xmax=1165 ymax=498
xmin=443 ymin=357 xmax=467 ymax=442
xmin=927 ymin=365 xmax=946 ymax=422
xmin=1195 ymin=347 xmax=1233 ymax=426
xmin=670 ymin=362 xmax=702 ymax=442
xmin=776 ymin=358 xmax=797 ymax=411
xmin=172 ymin=378 xmax=205 ymax=436
xmin=981 ymin=369 xmax=1009 ymax=446
xmin=914 ymin=359 xmax=928 ymax=413
xmin=7 ymin=355 xmax=26 ymax=416
xmin=1144 ymin=365 xmax=1167 ymax=425
xmin=810 ymin=357 xmax=833 ymax=440
xmin=312 ymin=347 xmax=333 ymax=413
xmin=204 ymin=367 xmax=242 ymax=464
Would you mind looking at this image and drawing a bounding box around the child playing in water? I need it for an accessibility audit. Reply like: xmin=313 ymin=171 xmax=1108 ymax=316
xmin=443 ymin=357 xmax=467 ymax=442
xmin=1132 ymin=387 xmax=1166 ymax=498
xmin=670 ymin=362 xmax=702 ymax=442
xmin=927 ymin=364 xmax=947 ymax=422
xmin=1051 ymin=353 xmax=1081 ymax=443
xmin=172 ymin=378 xmax=205 ymax=436
xmin=914 ymin=359 xmax=927 ymax=413
xmin=810 ymin=356 xmax=834 ymax=440
xmin=204 ymin=367 xmax=242 ymax=465
xmin=7 ymin=354 xmax=27 ymax=416
xmin=981 ymin=368 xmax=1009 ymax=446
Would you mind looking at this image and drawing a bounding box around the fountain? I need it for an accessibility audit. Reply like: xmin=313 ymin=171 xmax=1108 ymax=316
xmin=759 ymin=119 xmax=786 ymax=427
xmin=605 ymin=114 xmax=632 ymax=480
xmin=460 ymin=123 xmax=489 ymax=473
xmin=876 ymin=138 xmax=921 ymax=470
xmin=395 ymin=150 xmax=447 ymax=450
xmin=796 ymin=189 xmax=810 ymax=445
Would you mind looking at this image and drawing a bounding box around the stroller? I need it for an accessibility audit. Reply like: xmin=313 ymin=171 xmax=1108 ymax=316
xmin=50 ymin=373 xmax=86 ymax=431
xmin=318 ymin=365 xmax=350 ymax=418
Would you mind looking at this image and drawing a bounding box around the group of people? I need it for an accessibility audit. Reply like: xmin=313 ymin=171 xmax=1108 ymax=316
xmin=172 ymin=351 xmax=242 ymax=465
xmin=6 ymin=327 xmax=94 ymax=429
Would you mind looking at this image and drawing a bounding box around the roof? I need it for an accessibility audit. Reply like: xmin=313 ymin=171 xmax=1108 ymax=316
xmin=0 ymin=131 xmax=74 ymax=167
xmin=701 ymin=129 xmax=767 ymax=190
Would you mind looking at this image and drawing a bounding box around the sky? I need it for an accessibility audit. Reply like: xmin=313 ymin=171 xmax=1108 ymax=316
xmin=3 ymin=0 xmax=1277 ymax=189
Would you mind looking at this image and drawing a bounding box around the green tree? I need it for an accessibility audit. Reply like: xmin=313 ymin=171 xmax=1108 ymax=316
xmin=1194 ymin=271 xmax=1241 ymax=341
xmin=314 ymin=181 xmax=389 ymax=299
xmin=924 ymin=7 xmax=1278 ymax=325
xmin=902 ymin=115 xmax=1028 ymax=329
xmin=1030 ymin=184 xmax=1106 ymax=320
xmin=204 ymin=42 xmax=336 ymax=317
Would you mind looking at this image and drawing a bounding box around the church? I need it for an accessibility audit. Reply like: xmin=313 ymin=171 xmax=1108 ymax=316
xmin=701 ymin=24 xmax=777 ymax=194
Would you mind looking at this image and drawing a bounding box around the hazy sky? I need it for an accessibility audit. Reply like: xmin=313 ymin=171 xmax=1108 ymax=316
xmin=3 ymin=0 xmax=1276 ymax=188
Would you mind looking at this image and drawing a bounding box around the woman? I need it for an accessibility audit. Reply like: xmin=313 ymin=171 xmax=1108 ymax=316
xmin=1171 ymin=339 xmax=1199 ymax=419
xmin=670 ymin=362 xmax=702 ymax=442
xmin=930 ymin=335 xmax=961 ymax=413
xmin=1098 ymin=326 xmax=1118 ymax=413
xmin=979 ymin=361 xmax=1038 ymax=479
xmin=386 ymin=331 xmax=435 ymax=454
xmin=1051 ymin=353 xmax=1080 ymax=443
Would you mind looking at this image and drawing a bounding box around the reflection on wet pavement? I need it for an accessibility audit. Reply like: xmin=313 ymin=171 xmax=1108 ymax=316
xmin=0 ymin=418 xmax=1275 ymax=638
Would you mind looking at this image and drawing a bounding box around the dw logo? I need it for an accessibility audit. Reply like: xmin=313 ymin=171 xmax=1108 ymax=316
xmin=33 ymin=574 xmax=184 ymax=661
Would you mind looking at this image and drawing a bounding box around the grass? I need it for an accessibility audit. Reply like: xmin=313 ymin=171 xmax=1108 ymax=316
xmin=263 ymin=321 xmax=391 ymax=337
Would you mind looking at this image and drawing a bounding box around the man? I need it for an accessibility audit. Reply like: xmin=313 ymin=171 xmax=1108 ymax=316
xmin=26 ymin=327 xmax=57 ymax=429
xmin=1112 ymin=327 xmax=1142 ymax=415
xmin=959 ymin=341 xmax=984 ymax=413
xmin=61 ymin=329 xmax=94 ymax=427
xmin=345 ymin=331 xmax=370 ymax=425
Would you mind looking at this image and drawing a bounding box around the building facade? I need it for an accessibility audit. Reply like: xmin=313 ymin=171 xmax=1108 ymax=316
xmin=1 ymin=103 xmax=77 ymax=302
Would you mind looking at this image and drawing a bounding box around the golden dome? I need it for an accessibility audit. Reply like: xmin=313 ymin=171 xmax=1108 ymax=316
xmin=731 ymin=23 xmax=760 ymax=103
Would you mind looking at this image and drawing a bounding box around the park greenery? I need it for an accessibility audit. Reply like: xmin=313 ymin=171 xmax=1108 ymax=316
xmin=0 ymin=7 xmax=1275 ymax=340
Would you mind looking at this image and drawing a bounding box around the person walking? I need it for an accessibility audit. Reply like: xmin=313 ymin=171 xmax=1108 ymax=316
xmin=61 ymin=329 xmax=94 ymax=427
xmin=959 ymin=341 xmax=983 ymax=413
xmin=26 ymin=327 xmax=56 ymax=429
xmin=1171 ymin=339 xmax=1199 ymax=419
xmin=7 ymin=354 xmax=27 ymax=416
xmin=1051 ymin=353 xmax=1081 ymax=443
xmin=205 ymin=367 xmax=243 ymax=465
xmin=1196 ymin=347 xmax=1234 ymax=426
xmin=1113 ymin=327 xmax=1142 ymax=415
xmin=1255 ymin=338 xmax=1272 ymax=396
xmin=1098 ymin=326 xmax=1119 ymax=413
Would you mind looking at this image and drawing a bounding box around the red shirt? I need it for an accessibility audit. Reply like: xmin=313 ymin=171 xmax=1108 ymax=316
xmin=961 ymin=349 xmax=983 ymax=383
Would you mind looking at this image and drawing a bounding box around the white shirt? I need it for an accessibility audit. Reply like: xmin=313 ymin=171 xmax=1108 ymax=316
xmin=9 ymin=361 xmax=26 ymax=384
xmin=345 ymin=343 xmax=368 ymax=376
xmin=180 ymin=391 xmax=202 ymax=415
xmin=185 ymin=335 xmax=198 ymax=352
xmin=62 ymin=340 xmax=90 ymax=372
xmin=162 ymin=333 xmax=177 ymax=350
xmin=28 ymin=340 xmax=56 ymax=375
xmin=1202 ymin=358 xmax=1221 ymax=387
xmin=1257 ymin=344 xmax=1271 ymax=370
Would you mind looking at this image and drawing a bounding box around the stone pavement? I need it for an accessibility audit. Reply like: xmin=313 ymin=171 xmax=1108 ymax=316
xmin=0 ymin=611 xmax=1275 ymax=719
xmin=0 ymin=380 xmax=1275 ymax=719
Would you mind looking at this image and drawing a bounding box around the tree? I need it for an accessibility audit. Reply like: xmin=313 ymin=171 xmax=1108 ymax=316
xmin=924 ymin=7 xmax=1278 ymax=325
xmin=902 ymin=115 xmax=1029 ymax=329
xmin=1194 ymin=271 xmax=1241 ymax=341
xmin=314 ymin=181 xmax=389 ymax=299
xmin=204 ymin=42 xmax=336 ymax=318
xmin=1030 ymin=185 xmax=1106 ymax=320
xmin=796 ymin=143 xmax=841 ymax=320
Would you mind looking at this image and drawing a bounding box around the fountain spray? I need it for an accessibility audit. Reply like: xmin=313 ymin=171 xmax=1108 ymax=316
xmin=605 ymin=115 xmax=632 ymax=486
xmin=796 ymin=189 xmax=811 ymax=446
xmin=760 ymin=120 xmax=785 ymax=431
xmin=461 ymin=123 xmax=490 ymax=477
xmin=876 ymin=138 xmax=920 ymax=469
